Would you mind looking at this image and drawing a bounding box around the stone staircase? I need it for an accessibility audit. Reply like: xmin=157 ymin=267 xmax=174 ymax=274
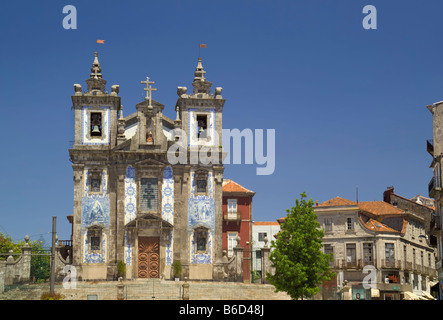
xmin=0 ymin=279 xmax=291 ymax=300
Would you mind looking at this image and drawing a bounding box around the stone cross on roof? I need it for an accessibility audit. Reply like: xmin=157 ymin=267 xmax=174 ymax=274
xmin=141 ymin=76 xmax=157 ymax=108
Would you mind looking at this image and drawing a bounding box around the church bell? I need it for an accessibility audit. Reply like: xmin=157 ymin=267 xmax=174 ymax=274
xmin=91 ymin=125 xmax=101 ymax=134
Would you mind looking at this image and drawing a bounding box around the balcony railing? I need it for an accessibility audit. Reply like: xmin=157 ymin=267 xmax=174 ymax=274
xmin=429 ymin=176 xmax=441 ymax=198
xmin=427 ymin=139 xmax=434 ymax=156
xmin=381 ymin=259 xmax=401 ymax=269
xmin=58 ymin=240 xmax=72 ymax=247
xmin=223 ymin=211 xmax=241 ymax=223
xmin=340 ymin=259 xmax=362 ymax=269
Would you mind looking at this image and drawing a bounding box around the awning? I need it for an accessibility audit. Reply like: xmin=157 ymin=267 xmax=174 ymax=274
xmin=422 ymin=291 xmax=436 ymax=300
xmin=403 ymin=291 xmax=424 ymax=300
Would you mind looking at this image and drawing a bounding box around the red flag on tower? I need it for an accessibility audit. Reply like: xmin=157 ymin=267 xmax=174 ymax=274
xmin=96 ymin=39 xmax=105 ymax=44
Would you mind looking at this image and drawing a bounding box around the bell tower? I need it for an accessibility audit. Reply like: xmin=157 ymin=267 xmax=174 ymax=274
xmin=173 ymin=57 xmax=226 ymax=278
xmin=71 ymin=52 xmax=121 ymax=147
xmin=69 ymin=52 xmax=121 ymax=270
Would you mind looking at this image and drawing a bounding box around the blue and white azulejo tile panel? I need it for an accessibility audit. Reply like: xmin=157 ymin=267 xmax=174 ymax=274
xmin=124 ymin=166 xmax=137 ymax=225
xmin=81 ymin=168 xmax=110 ymax=264
xmin=187 ymin=169 xmax=215 ymax=265
xmin=162 ymin=166 xmax=174 ymax=225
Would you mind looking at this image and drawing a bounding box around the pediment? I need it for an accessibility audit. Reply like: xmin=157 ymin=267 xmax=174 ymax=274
xmin=133 ymin=157 xmax=168 ymax=167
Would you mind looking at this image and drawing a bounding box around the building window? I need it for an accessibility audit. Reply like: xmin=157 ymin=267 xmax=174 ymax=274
xmin=404 ymin=245 xmax=407 ymax=269
xmin=227 ymin=199 xmax=237 ymax=220
xmin=227 ymin=232 xmax=237 ymax=257
xmin=413 ymin=248 xmax=416 ymax=270
xmin=195 ymin=227 xmax=208 ymax=253
xmin=228 ymin=199 xmax=237 ymax=213
xmin=87 ymin=226 xmax=102 ymax=253
xmin=90 ymin=112 xmax=103 ymax=137
xmin=324 ymin=244 xmax=334 ymax=267
xmin=385 ymin=243 xmax=395 ymax=266
xmin=88 ymin=170 xmax=102 ymax=194
xmin=346 ymin=243 xmax=356 ymax=266
xmin=324 ymin=218 xmax=332 ymax=232
xmin=196 ymin=179 xmax=207 ymax=194
xmin=140 ymin=178 xmax=158 ymax=211
xmin=428 ymin=253 xmax=432 ymax=270
xmin=434 ymin=162 xmax=441 ymax=188
xmin=363 ymin=243 xmax=373 ymax=265
xmin=347 ymin=218 xmax=353 ymax=231
xmin=258 ymin=232 xmax=267 ymax=242
xmin=195 ymin=170 xmax=208 ymax=195
xmin=90 ymin=236 xmax=100 ymax=251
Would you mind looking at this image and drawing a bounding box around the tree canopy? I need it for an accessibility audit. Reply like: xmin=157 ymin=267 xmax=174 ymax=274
xmin=267 ymin=192 xmax=335 ymax=300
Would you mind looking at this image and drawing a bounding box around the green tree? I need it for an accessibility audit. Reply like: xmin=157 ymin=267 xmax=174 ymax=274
xmin=267 ymin=192 xmax=335 ymax=300
xmin=30 ymin=240 xmax=50 ymax=282
xmin=0 ymin=232 xmax=21 ymax=260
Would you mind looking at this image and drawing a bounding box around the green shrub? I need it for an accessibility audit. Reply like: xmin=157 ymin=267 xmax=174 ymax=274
xmin=117 ymin=260 xmax=126 ymax=278
xmin=173 ymin=260 xmax=182 ymax=278
xmin=40 ymin=292 xmax=65 ymax=300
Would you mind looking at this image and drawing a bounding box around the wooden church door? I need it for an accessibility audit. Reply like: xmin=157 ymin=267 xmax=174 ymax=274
xmin=138 ymin=237 xmax=160 ymax=278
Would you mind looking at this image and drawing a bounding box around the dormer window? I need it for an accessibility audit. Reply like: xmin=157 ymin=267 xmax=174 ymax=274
xmin=90 ymin=112 xmax=102 ymax=137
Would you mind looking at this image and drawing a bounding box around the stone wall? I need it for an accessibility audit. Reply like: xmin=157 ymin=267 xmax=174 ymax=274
xmin=0 ymin=239 xmax=32 ymax=292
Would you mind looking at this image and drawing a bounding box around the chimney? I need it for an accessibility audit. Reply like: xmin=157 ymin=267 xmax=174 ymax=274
xmin=316 ymin=200 xmax=319 ymax=206
xmin=383 ymin=186 xmax=394 ymax=204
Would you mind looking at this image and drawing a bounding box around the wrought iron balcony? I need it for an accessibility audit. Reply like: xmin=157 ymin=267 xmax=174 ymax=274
xmin=381 ymin=259 xmax=400 ymax=269
xmin=429 ymin=176 xmax=441 ymax=198
xmin=427 ymin=139 xmax=434 ymax=156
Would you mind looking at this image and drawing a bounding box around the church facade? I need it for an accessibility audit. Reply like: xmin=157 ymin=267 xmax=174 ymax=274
xmin=68 ymin=52 xmax=226 ymax=280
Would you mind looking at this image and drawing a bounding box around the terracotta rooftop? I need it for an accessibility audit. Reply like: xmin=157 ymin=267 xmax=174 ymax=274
xmin=317 ymin=197 xmax=357 ymax=207
xmin=360 ymin=216 xmax=399 ymax=233
xmin=254 ymin=221 xmax=279 ymax=226
xmin=222 ymin=179 xmax=255 ymax=195
xmin=358 ymin=201 xmax=404 ymax=216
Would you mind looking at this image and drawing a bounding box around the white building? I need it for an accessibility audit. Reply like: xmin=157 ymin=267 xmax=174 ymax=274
xmin=252 ymin=222 xmax=280 ymax=276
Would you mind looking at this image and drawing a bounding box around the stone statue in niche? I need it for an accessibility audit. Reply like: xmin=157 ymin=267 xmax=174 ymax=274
xmin=146 ymin=130 xmax=154 ymax=144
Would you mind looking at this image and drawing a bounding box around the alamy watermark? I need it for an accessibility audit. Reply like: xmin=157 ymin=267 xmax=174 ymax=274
xmin=62 ymin=265 xmax=77 ymax=289
xmin=167 ymin=128 xmax=276 ymax=176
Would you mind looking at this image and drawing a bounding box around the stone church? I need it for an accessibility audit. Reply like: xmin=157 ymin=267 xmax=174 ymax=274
xmin=68 ymin=51 xmax=226 ymax=281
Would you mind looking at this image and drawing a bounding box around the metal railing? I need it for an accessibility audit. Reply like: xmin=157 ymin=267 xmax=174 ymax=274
xmin=429 ymin=176 xmax=442 ymax=197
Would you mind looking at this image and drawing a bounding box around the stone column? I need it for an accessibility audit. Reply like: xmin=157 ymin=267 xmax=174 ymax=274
xmin=117 ymin=278 xmax=125 ymax=300
xmin=21 ymin=236 xmax=32 ymax=283
xmin=0 ymin=262 xmax=5 ymax=293
xmin=182 ymin=278 xmax=190 ymax=300
xmin=5 ymin=251 xmax=15 ymax=286
xmin=261 ymin=237 xmax=271 ymax=284
xmin=233 ymin=236 xmax=244 ymax=282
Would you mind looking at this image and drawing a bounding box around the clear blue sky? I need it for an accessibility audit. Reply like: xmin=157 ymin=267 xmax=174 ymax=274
xmin=0 ymin=0 xmax=440 ymax=244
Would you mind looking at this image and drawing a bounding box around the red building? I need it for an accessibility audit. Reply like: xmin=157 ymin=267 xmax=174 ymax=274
xmin=222 ymin=179 xmax=255 ymax=282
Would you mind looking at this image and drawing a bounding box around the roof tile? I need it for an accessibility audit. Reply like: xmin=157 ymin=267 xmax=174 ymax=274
xmin=222 ymin=179 xmax=255 ymax=194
